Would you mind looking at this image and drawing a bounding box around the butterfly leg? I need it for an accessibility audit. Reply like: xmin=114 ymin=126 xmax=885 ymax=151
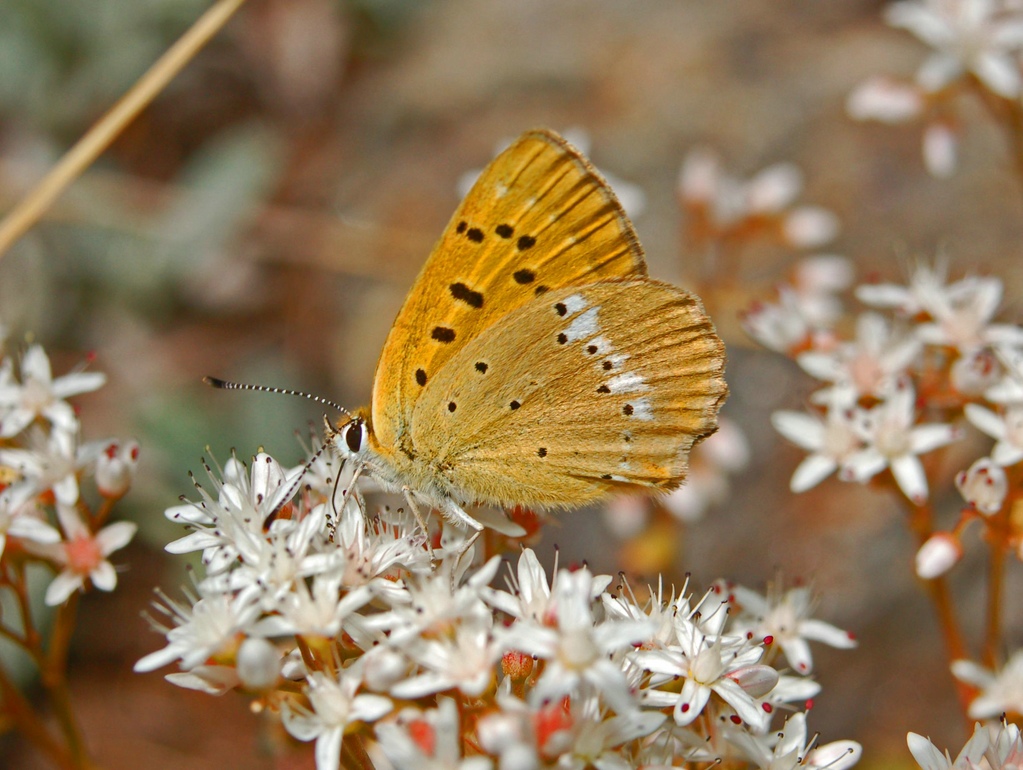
xmin=439 ymin=499 xmax=484 ymax=582
xmin=401 ymin=486 xmax=436 ymax=560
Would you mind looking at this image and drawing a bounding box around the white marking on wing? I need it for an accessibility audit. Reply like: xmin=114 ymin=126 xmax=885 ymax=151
xmin=607 ymin=372 xmax=648 ymax=394
xmin=628 ymin=397 xmax=654 ymax=421
xmin=563 ymin=307 xmax=600 ymax=342
xmin=562 ymin=294 xmax=589 ymax=315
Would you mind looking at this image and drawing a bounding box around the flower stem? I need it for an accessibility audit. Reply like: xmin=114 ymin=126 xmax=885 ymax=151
xmin=0 ymin=0 xmax=251 ymax=258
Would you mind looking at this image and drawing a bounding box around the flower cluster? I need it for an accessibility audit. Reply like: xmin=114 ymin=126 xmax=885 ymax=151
xmin=0 ymin=335 xmax=138 ymax=606
xmin=847 ymin=0 xmax=1023 ymax=176
xmin=678 ymin=149 xmax=839 ymax=253
xmin=139 ymin=439 xmax=861 ymax=770
xmin=750 ymin=254 xmax=1023 ymax=731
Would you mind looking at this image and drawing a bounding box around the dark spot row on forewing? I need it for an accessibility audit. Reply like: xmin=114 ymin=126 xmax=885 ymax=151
xmin=432 ymin=326 xmax=456 ymax=343
xmin=495 ymin=223 xmax=514 ymax=238
xmin=449 ymin=282 xmax=484 ymax=309
xmin=454 ymin=220 xmax=484 ymax=243
xmin=513 ymin=269 xmax=535 ymax=284
xmin=415 ymin=368 xmax=427 ymax=386
xmin=517 ymin=235 xmax=536 ymax=251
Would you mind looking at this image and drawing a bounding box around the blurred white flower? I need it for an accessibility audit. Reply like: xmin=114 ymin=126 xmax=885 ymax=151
xmin=35 ymin=503 xmax=136 ymax=606
xmin=0 ymin=345 xmax=105 ymax=438
xmin=729 ymin=583 xmax=857 ymax=675
xmin=952 ymin=651 xmax=1023 ymax=719
xmin=887 ymin=0 xmax=1023 ymax=98
xmin=964 ymin=403 xmax=1023 ymax=466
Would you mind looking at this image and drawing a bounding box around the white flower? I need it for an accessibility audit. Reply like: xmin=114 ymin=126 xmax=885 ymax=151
xmin=964 ymin=403 xmax=1023 ymax=466
xmin=631 ymin=592 xmax=777 ymax=730
xmin=886 ymin=0 xmax=1023 ymax=98
xmin=955 ymin=456 xmax=1009 ymax=512
xmin=502 ymin=566 xmax=655 ymax=714
xmin=249 ymin=572 xmax=371 ymax=639
xmin=282 ymin=667 xmax=393 ymax=770
xmin=951 ymin=651 xmax=1023 ymax=719
xmin=982 ymin=721 xmax=1023 ymax=770
xmin=841 ymin=378 xmax=960 ymax=504
xmin=390 ymin=612 xmax=504 ymax=699
xmin=729 ymin=583 xmax=857 ymax=675
xmin=772 ymin=399 xmax=864 ymax=493
xmin=907 ymin=722 xmax=991 ymax=770
xmin=36 ymin=503 xmax=136 ymax=606
xmin=0 ymin=425 xmax=95 ymax=506
xmin=731 ymin=712 xmax=862 ymax=770
xmin=163 ymin=453 xmax=303 ymax=576
xmin=0 ymin=345 xmax=105 ymax=437
xmin=915 ymin=274 xmax=1023 ymax=353
xmin=134 ymin=589 xmax=263 ymax=673
xmin=847 ymin=75 xmax=926 ymax=123
xmin=797 ymin=312 xmax=921 ymax=400
xmin=0 ymin=483 xmax=60 ymax=558
xmin=680 ymin=149 xmax=838 ymax=249
xmin=375 ymin=698 xmax=492 ymax=770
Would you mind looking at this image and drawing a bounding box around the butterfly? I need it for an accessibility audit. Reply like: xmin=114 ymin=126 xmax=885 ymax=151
xmin=329 ymin=129 xmax=727 ymax=548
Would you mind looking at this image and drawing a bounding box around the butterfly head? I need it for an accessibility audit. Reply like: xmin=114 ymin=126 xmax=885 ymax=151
xmin=327 ymin=408 xmax=373 ymax=464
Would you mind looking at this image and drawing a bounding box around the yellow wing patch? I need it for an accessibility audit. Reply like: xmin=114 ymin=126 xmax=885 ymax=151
xmin=370 ymin=130 xmax=647 ymax=455
xmin=409 ymin=281 xmax=728 ymax=509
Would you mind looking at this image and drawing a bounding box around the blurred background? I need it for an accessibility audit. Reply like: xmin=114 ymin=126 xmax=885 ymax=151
xmin=1 ymin=0 xmax=1021 ymax=766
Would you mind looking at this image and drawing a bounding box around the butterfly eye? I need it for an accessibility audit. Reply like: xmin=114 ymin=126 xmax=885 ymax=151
xmin=343 ymin=419 xmax=367 ymax=454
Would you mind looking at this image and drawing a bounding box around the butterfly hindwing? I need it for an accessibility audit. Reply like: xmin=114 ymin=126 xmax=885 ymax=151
xmin=409 ymin=281 xmax=728 ymax=508
xmin=370 ymin=130 xmax=647 ymax=454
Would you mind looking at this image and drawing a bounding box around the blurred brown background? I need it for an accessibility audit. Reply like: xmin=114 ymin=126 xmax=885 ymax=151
xmin=1 ymin=0 xmax=1021 ymax=766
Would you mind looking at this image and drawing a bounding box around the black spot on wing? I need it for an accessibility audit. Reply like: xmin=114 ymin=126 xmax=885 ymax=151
xmin=432 ymin=327 xmax=456 ymax=343
xmin=449 ymin=282 xmax=484 ymax=308
xmin=495 ymin=223 xmax=514 ymax=238
xmin=448 ymin=402 xmax=457 ymax=412
xmin=466 ymin=227 xmax=485 ymax=243
xmin=475 ymin=361 xmax=488 ymax=373
xmin=597 ymin=384 xmax=610 ymax=394
xmin=535 ymin=285 xmax=549 ymax=295
xmin=538 ymin=447 xmax=547 ymax=457
xmin=513 ymin=269 xmax=535 ymax=284
xmin=557 ymin=333 xmax=568 ymax=344
xmin=415 ymin=369 xmax=427 ymax=386
xmin=456 ymin=221 xmax=467 ymax=234
xmin=554 ymin=302 xmax=567 ymax=316
xmin=517 ymin=235 xmax=536 ymax=250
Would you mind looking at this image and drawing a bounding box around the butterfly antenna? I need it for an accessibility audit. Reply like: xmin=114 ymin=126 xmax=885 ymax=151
xmin=204 ymin=376 xmax=352 ymax=418
xmin=263 ymin=438 xmax=333 ymax=528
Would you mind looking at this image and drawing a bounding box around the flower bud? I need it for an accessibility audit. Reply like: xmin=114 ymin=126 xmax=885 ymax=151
xmin=96 ymin=440 xmax=140 ymax=498
xmin=236 ymin=637 xmax=280 ymax=691
xmin=915 ymin=533 xmax=962 ymax=579
xmin=955 ymin=458 xmax=1008 ymax=515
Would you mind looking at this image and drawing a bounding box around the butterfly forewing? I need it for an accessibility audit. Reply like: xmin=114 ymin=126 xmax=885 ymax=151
xmin=410 ymin=281 xmax=727 ymax=509
xmin=371 ymin=130 xmax=647 ymax=454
